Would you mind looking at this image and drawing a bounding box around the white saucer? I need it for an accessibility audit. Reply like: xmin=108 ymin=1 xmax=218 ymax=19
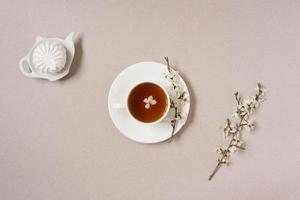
xmin=108 ymin=62 xmax=190 ymax=143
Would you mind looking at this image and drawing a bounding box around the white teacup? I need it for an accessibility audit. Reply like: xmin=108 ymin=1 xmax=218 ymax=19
xmin=113 ymin=82 xmax=170 ymax=124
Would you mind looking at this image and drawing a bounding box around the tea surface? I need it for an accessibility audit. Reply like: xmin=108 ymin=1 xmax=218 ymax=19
xmin=128 ymin=82 xmax=168 ymax=123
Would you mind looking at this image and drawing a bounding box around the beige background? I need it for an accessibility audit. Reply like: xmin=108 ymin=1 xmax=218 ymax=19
xmin=1 ymin=0 xmax=300 ymax=199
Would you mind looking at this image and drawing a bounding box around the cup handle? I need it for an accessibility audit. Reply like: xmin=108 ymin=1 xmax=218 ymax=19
xmin=19 ymin=56 xmax=34 ymax=77
xmin=113 ymin=103 xmax=126 ymax=109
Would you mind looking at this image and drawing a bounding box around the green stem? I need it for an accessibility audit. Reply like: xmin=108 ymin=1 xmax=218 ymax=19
xmin=209 ymin=161 xmax=223 ymax=181
xmin=209 ymin=115 xmax=245 ymax=180
xmin=167 ymin=106 xmax=178 ymax=143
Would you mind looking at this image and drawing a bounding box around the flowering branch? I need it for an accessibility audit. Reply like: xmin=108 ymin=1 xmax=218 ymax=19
xmin=164 ymin=57 xmax=188 ymax=142
xmin=208 ymin=83 xmax=267 ymax=181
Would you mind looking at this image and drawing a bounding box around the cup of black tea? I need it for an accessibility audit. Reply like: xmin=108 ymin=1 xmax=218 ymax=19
xmin=114 ymin=82 xmax=170 ymax=124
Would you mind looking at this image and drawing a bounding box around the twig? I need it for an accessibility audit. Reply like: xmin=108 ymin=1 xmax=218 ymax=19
xmin=209 ymin=83 xmax=266 ymax=180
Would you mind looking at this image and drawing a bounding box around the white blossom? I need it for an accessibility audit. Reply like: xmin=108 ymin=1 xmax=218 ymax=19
xmin=228 ymin=146 xmax=237 ymax=153
xmin=143 ymin=96 xmax=157 ymax=109
xmin=255 ymin=85 xmax=267 ymax=96
xmin=215 ymin=147 xmax=223 ymax=155
xmin=246 ymin=121 xmax=255 ymax=131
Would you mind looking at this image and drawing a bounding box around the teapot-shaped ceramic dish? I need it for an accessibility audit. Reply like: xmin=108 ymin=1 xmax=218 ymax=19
xmin=19 ymin=32 xmax=75 ymax=81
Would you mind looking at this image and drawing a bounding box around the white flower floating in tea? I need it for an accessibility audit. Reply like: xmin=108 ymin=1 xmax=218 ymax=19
xmin=208 ymin=83 xmax=267 ymax=181
xmin=164 ymin=57 xmax=189 ymax=142
xmin=143 ymin=95 xmax=157 ymax=109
